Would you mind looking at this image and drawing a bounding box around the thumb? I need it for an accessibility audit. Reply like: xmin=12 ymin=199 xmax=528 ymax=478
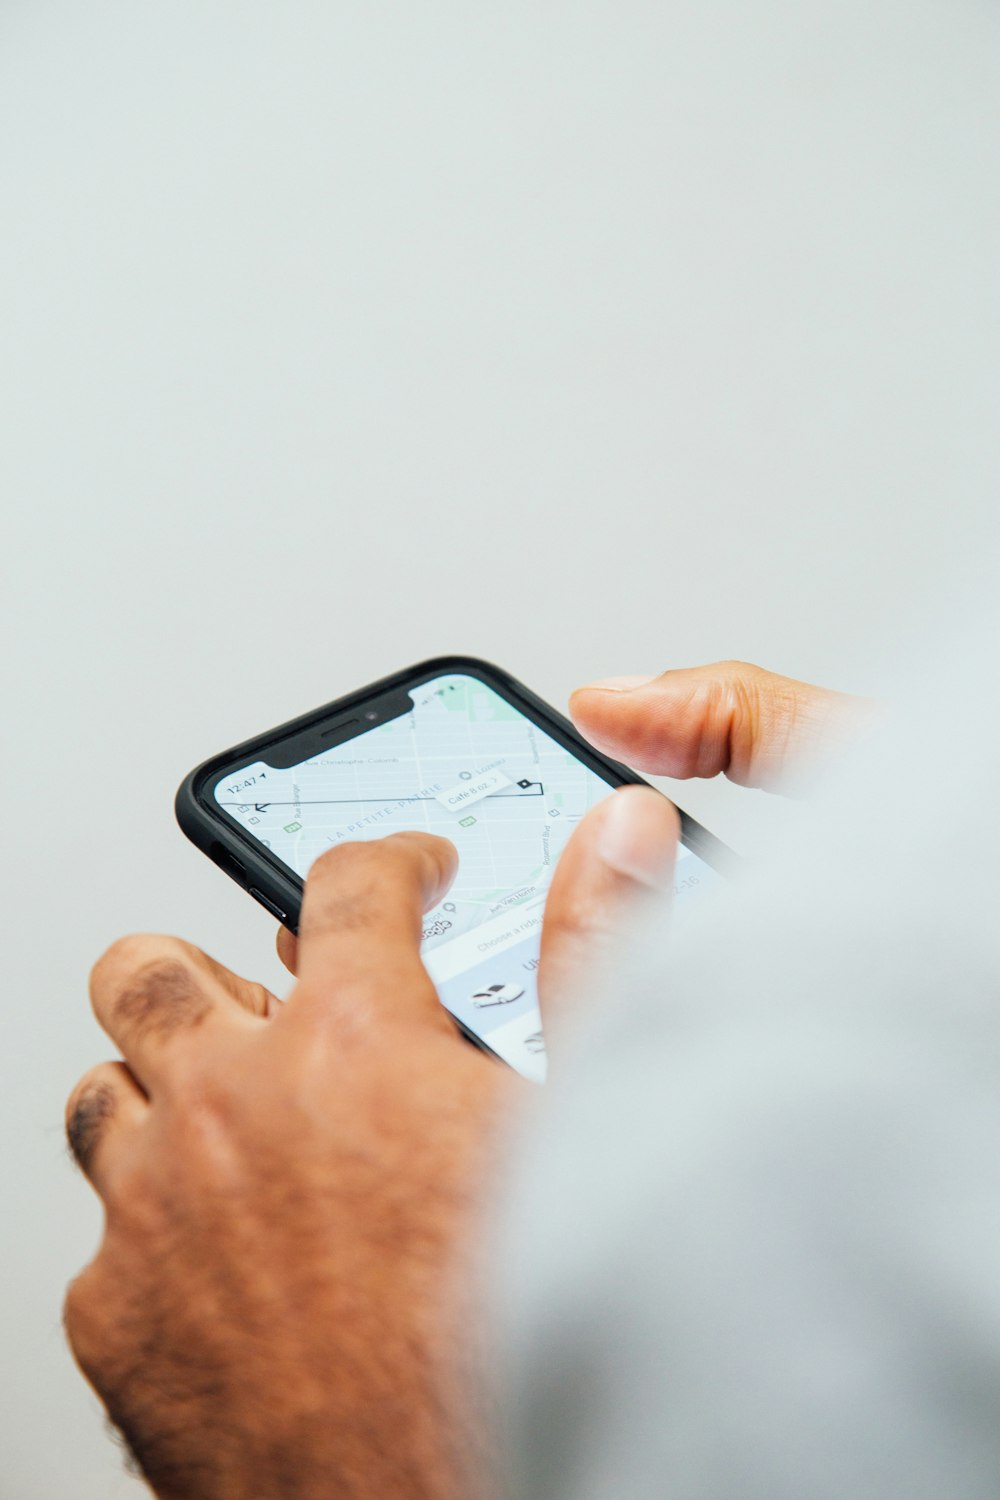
xmin=570 ymin=661 xmax=868 ymax=792
xmin=539 ymin=786 xmax=679 ymax=1040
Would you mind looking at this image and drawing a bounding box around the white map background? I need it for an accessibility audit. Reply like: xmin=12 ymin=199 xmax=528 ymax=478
xmin=218 ymin=674 xmax=609 ymax=948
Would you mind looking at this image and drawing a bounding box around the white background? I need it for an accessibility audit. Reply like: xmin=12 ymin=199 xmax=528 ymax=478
xmin=1 ymin=2 xmax=998 ymax=1494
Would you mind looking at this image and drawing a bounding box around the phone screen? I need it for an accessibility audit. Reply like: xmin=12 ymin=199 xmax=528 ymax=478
xmin=213 ymin=671 xmax=720 ymax=1080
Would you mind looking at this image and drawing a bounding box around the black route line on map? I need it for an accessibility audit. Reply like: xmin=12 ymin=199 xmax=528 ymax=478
xmin=219 ymin=787 xmax=545 ymax=809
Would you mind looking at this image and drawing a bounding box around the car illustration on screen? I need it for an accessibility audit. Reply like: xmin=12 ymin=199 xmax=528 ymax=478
xmin=470 ymin=983 xmax=525 ymax=1008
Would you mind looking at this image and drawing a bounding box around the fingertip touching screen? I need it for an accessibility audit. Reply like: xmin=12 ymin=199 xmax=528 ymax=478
xmin=213 ymin=672 xmax=720 ymax=1080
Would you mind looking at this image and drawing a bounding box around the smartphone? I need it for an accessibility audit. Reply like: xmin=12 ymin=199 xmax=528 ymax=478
xmin=176 ymin=657 xmax=732 ymax=1081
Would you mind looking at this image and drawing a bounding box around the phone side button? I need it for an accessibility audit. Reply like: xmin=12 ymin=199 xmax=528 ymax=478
xmin=248 ymin=888 xmax=288 ymax=922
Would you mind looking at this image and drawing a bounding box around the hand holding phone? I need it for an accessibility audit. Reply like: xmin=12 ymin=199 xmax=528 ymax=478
xmin=67 ymin=802 xmax=682 ymax=1500
xmin=69 ymin=656 xmax=850 ymax=1498
xmin=176 ymin=658 xmax=732 ymax=1079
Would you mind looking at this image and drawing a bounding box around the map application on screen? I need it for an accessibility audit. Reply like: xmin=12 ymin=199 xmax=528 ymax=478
xmin=214 ymin=672 xmax=719 ymax=1080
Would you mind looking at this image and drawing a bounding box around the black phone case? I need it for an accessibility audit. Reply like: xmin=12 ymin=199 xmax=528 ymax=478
xmin=175 ymin=654 xmax=734 ymax=936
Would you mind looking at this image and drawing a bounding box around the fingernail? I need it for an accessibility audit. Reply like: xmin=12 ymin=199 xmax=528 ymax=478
xmin=577 ymin=674 xmax=658 ymax=692
xmin=597 ymin=789 xmax=678 ymax=890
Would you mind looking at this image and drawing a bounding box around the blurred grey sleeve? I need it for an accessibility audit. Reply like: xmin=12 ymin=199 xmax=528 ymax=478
xmin=494 ymin=644 xmax=1000 ymax=1500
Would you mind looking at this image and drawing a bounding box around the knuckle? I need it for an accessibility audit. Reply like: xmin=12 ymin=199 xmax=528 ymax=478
xmin=670 ymin=669 xmax=748 ymax=776
xmin=90 ymin=934 xmax=189 ymax=998
xmin=717 ymin=659 xmax=784 ymax=723
xmin=717 ymin=657 xmax=762 ymax=678
xmin=388 ymin=830 xmax=457 ymax=886
xmin=724 ymin=664 xmax=765 ymax=727
xmin=64 ymin=1066 xmax=104 ymax=1128
xmin=65 ymin=1073 xmax=117 ymax=1174
xmin=63 ymin=1264 xmax=109 ymax=1371
xmin=107 ymin=957 xmax=211 ymax=1038
xmin=64 ymin=1262 xmax=136 ymax=1404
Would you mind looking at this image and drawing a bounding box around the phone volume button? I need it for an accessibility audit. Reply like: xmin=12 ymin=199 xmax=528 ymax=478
xmin=248 ymin=888 xmax=288 ymax=922
xmin=215 ymin=848 xmax=248 ymax=881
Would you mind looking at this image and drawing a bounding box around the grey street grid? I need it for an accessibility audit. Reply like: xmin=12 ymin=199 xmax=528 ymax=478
xmin=217 ymin=675 xmax=615 ymax=949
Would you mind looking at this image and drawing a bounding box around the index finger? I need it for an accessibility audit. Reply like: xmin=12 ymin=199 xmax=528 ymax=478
xmin=292 ymin=832 xmax=458 ymax=1029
